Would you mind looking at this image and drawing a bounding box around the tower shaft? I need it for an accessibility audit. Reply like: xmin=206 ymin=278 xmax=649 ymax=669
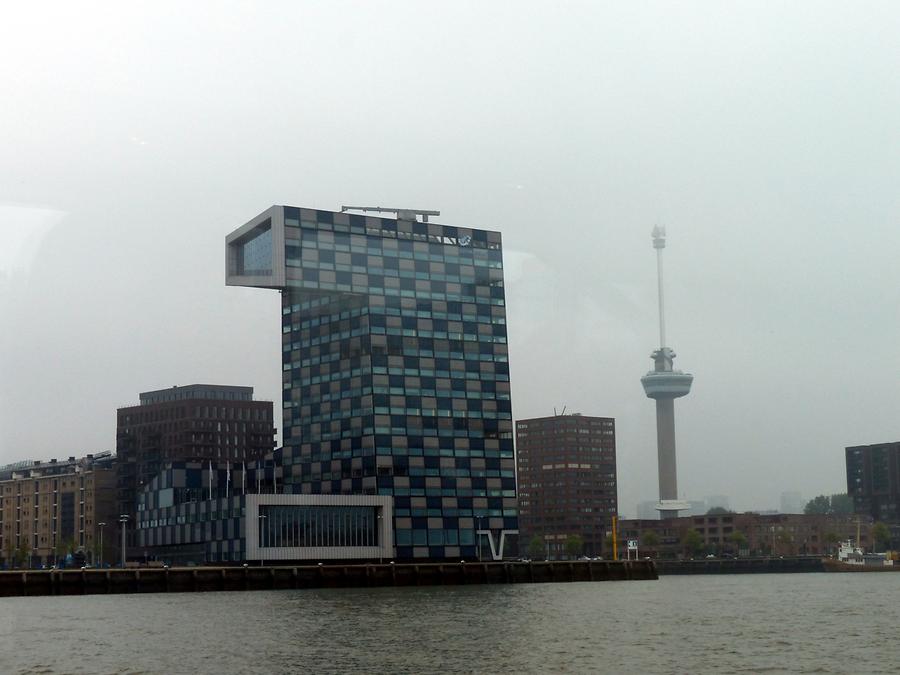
xmin=655 ymin=398 xmax=679 ymax=517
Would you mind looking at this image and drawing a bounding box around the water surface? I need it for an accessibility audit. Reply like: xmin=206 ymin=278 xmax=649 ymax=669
xmin=1 ymin=573 xmax=896 ymax=674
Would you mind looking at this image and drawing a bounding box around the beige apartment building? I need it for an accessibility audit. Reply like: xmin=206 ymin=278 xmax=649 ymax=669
xmin=0 ymin=453 xmax=116 ymax=568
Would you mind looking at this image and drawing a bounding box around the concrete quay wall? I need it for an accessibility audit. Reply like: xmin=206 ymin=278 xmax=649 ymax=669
xmin=655 ymin=556 xmax=825 ymax=575
xmin=0 ymin=559 xmax=656 ymax=597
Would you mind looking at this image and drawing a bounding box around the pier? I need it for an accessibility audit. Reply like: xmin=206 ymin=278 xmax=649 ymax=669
xmin=0 ymin=559 xmax=656 ymax=597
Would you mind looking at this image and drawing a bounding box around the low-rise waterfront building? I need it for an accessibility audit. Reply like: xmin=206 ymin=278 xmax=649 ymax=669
xmin=619 ymin=512 xmax=873 ymax=559
xmin=0 ymin=453 xmax=117 ymax=568
xmin=136 ymin=460 xmax=392 ymax=565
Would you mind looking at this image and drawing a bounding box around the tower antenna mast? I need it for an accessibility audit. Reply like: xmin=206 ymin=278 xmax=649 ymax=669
xmin=652 ymin=225 xmax=667 ymax=349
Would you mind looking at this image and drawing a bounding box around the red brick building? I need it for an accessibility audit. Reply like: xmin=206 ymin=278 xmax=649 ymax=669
xmin=116 ymin=385 xmax=276 ymax=530
xmin=619 ymin=512 xmax=873 ymax=559
xmin=846 ymin=442 xmax=900 ymax=523
xmin=516 ymin=414 xmax=617 ymax=558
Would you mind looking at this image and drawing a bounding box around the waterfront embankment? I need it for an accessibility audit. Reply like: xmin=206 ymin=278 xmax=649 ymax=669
xmin=0 ymin=559 xmax=656 ymax=597
xmin=655 ymin=555 xmax=825 ymax=574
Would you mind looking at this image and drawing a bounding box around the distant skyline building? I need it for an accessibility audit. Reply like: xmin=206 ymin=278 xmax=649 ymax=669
xmin=636 ymin=500 xmax=659 ymax=520
xmin=516 ymin=414 xmax=617 ymax=559
xmin=779 ymin=491 xmax=804 ymax=514
xmin=686 ymin=500 xmax=708 ymax=516
xmin=226 ymin=205 xmax=517 ymax=560
xmin=705 ymin=495 xmax=731 ymax=512
xmin=846 ymin=442 xmax=900 ymax=523
xmin=116 ymin=384 xmax=276 ymax=538
xmin=641 ymin=227 xmax=693 ymax=518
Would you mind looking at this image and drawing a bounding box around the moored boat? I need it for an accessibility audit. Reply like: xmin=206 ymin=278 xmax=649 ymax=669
xmin=822 ymin=540 xmax=897 ymax=572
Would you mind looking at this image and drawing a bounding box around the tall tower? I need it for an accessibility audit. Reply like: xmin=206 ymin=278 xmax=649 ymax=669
xmin=640 ymin=226 xmax=693 ymax=519
xmin=225 ymin=205 xmax=518 ymax=560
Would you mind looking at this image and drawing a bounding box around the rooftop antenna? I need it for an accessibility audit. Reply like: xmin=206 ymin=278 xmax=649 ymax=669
xmin=341 ymin=205 xmax=441 ymax=223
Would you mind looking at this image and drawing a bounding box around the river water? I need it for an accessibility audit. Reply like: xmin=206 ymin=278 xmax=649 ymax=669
xmin=0 ymin=573 xmax=896 ymax=674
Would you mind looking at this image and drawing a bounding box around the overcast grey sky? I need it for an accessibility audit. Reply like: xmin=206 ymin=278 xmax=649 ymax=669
xmin=2 ymin=1 xmax=899 ymax=516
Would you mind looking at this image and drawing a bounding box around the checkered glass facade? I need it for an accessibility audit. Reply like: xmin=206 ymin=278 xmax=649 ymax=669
xmin=269 ymin=207 xmax=516 ymax=559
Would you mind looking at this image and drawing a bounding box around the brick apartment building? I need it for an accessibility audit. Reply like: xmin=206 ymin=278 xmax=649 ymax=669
xmin=116 ymin=385 xmax=276 ymax=531
xmin=0 ymin=453 xmax=116 ymax=568
xmin=619 ymin=512 xmax=873 ymax=559
xmin=516 ymin=414 xmax=617 ymax=558
xmin=846 ymin=441 xmax=900 ymax=523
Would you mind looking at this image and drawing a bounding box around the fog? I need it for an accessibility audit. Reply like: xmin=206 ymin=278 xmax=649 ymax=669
xmin=2 ymin=1 xmax=899 ymax=515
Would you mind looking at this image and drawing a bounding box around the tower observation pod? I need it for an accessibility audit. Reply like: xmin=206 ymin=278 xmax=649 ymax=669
xmin=640 ymin=226 xmax=693 ymax=519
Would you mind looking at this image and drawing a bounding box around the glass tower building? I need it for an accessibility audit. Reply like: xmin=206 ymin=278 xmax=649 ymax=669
xmin=226 ymin=206 xmax=517 ymax=560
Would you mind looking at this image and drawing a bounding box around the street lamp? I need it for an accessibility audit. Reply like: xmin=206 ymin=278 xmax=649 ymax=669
xmin=475 ymin=515 xmax=483 ymax=562
xmin=258 ymin=514 xmax=267 ymax=567
xmin=118 ymin=514 xmax=129 ymax=568
xmin=377 ymin=513 xmax=383 ymax=565
xmin=98 ymin=522 xmax=106 ymax=568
